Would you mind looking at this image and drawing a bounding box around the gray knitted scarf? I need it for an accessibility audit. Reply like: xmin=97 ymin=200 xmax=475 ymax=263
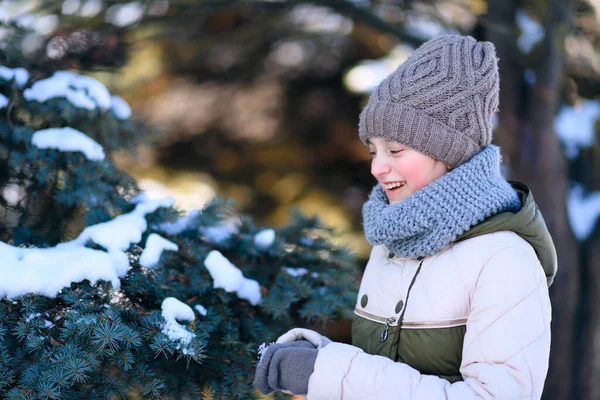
xmin=362 ymin=145 xmax=522 ymax=258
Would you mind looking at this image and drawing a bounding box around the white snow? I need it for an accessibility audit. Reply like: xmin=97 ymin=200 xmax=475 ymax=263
xmin=0 ymin=196 xmax=174 ymax=299
xmin=161 ymin=297 xmax=195 ymax=322
xmin=200 ymin=217 xmax=241 ymax=244
xmin=254 ymin=229 xmax=275 ymax=250
xmin=202 ymin=225 xmax=232 ymax=243
xmin=204 ymin=251 xmax=244 ymax=292
xmin=345 ymin=61 xmax=391 ymax=94
xmin=0 ymin=1 xmax=37 ymax=24
xmin=0 ymin=93 xmax=7 ymax=109
xmin=139 ymin=233 xmax=178 ymax=268
xmin=106 ymin=2 xmax=144 ymax=27
xmin=75 ymin=197 xmax=175 ymax=252
xmin=405 ymin=14 xmax=449 ymax=40
xmin=24 ymin=71 xmax=113 ymax=111
xmin=236 ymin=278 xmax=262 ymax=306
xmin=25 ymin=313 xmax=41 ymax=322
xmin=0 ymin=66 xmax=29 ymax=86
xmin=344 ymin=44 xmax=413 ymax=94
xmin=283 ymin=267 xmax=309 ymax=277
xmin=554 ymin=100 xmax=600 ymax=159
xmin=3 ymin=184 xmax=26 ymax=206
xmin=194 ymin=304 xmax=207 ymax=316
xmin=33 ymin=14 xmax=59 ymax=36
xmin=62 ymin=0 xmax=80 ymax=15
xmin=110 ymin=95 xmax=132 ymax=119
xmin=204 ymin=250 xmax=262 ymax=306
xmin=516 ymin=10 xmax=545 ymax=54
xmin=0 ymin=241 xmax=126 ymax=298
xmin=129 ymin=192 xmax=150 ymax=204
xmin=257 ymin=342 xmax=272 ymax=364
xmin=287 ymin=4 xmax=353 ymax=35
xmin=16 ymin=14 xmax=35 ymax=30
xmin=32 ymin=127 xmax=106 ymax=161
xmin=567 ymin=184 xmax=600 ymax=241
xmin=156 ymin=209 xmax=201 ymax=235
xmin=79 ymin=0 xmax=103 ymax=17
xmin=161 ymin=297 xmax=195 ymax=347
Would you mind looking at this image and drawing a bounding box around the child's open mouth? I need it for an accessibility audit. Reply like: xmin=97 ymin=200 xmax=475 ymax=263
xmin=383 ymin=182 xmax=406 ymax=193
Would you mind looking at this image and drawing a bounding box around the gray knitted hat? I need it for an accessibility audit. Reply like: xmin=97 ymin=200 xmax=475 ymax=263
xmin=358 ymin=34 xmax=500 ymax=168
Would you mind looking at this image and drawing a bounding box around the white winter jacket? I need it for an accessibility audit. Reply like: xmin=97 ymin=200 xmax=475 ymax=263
xmin=306 ymin=230 xmax=552 ymax=400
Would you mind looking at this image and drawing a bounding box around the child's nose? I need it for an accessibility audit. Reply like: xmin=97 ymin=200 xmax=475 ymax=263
xmin=371 ymin=156 xmax=391 ymax=177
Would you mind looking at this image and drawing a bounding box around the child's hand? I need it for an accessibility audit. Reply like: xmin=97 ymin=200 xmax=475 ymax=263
xmin=253 ymin=340 xmax=317 ymax=396
xmin=276 ymin=328 xmax=332 ymax=349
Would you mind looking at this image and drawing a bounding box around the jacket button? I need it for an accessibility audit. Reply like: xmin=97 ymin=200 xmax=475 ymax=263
xmin=395 ymin=300 xmax=404 ymax=313
xmin=388 ymin=252 xmax=395 ymax=259
xmin=361 ymin=294 xmax=368 ymax=308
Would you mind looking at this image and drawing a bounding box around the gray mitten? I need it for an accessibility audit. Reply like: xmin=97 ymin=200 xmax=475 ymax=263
xmin=254 ymin=340 xmax=318 ymax=396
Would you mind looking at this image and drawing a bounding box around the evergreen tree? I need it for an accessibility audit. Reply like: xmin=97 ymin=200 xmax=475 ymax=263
xmin=0 ymin=64 xmax=357 ymax=399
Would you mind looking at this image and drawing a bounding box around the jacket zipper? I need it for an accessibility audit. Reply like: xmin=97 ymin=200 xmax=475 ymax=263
xmin=380 ymin=317 xmax=397 ymax=342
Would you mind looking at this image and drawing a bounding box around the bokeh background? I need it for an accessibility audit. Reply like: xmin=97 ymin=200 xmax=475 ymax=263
xmin=1 ymin=0 xmax=599 ymax=399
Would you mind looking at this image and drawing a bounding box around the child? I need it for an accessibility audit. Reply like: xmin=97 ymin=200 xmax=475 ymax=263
xmin=254 ymin=34 xmax=556 ymax=400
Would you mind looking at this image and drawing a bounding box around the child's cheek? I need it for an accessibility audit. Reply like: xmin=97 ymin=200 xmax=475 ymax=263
xmin=397 ymin=158 xmax=428 ymax=191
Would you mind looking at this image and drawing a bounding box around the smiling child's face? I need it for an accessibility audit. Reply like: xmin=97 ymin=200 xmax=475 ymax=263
xmin=368 ymin=137 xmax=449 ymax=204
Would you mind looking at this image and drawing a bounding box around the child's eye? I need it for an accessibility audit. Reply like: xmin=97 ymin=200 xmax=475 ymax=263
xmin=369 ymin=152 xmax=375 ymax=157
xmin=390 ymin=149 xmax=403 ymax=154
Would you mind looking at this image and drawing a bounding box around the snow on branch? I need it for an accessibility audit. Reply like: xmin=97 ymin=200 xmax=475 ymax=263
xmin=110 ymin=95 xmax=132 ymax=119
xmin=516 ymin=9 xmax=545 ymax=54
xmin=74 ymin=197 xmax=175 ymax=251
xmin=0 ymin=196 xmax=175 ymax=299
xmin=0 ymin=241 xmax=126 ymax=299
xmin=0 ymin=66 xmax=29 ymax=86
xmin=554 ymin=100 xmax=600 ymax=159
xmin=194 ymin=304 xmax=207 ymax=316
xmin=161 ymin=297 xmax=196 ymax=350
xmin=139 ymin=233 xmax=179 ymax=269
xmin=156 ymin=209 xmax=201 ymax=235
xmin=283 ymin=267 xmax=309 ymax=277
xmin=32 ymin=127 xmax=106 ymax=161
xmin=254 ymin=228 xmax=275 ymax=250
xmin=24 ymin=71 xmax=110 ymax=110
xmin=204 ymin=250 xmax=262 ymax=306
xmin=23 ymin=71 xmax=132 ymax=119
xmin=567 ymin=184 xmax=600 ymax=241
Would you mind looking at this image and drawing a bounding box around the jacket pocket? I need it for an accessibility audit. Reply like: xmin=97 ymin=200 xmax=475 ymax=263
xmin=352 ymin=313 xmax=466 ymax=383
xmin=351 ymin=313 xmax=397 ymax=357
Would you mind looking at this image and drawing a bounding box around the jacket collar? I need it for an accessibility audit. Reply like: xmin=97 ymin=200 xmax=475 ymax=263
xmin=456 ymin=181 xmax=558 ymax=287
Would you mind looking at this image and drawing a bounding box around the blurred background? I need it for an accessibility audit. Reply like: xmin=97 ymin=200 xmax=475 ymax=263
xmin=0 ymin=0 xmax=599 ymax=399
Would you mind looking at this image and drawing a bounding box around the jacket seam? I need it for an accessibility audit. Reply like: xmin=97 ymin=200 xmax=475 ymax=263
xmin=472 ymin=243 xmax=515 ymax=291
xmin=500 ymin=283 xmax=549 ymax=363
xmin=341 ymin=351 xmax=361 ymax=400
xmin=465 ymin=247 xmax=544 ymax=354
xmin=469 ymin=280 xmax=541 ymax=351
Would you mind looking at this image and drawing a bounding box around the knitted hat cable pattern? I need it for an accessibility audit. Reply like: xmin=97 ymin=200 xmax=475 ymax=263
xmin=358 ymin=35 xmax=500 ymax=168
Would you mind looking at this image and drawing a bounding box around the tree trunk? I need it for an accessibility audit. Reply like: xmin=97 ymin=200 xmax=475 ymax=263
xmin=484 ymin=1 xmax=581 ymax=399
xmin=580 ymin=228 xmax=600 ymax=399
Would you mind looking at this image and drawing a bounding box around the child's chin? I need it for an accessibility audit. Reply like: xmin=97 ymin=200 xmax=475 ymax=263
xmin=387 ymin=190 xmax=413 ymax=205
